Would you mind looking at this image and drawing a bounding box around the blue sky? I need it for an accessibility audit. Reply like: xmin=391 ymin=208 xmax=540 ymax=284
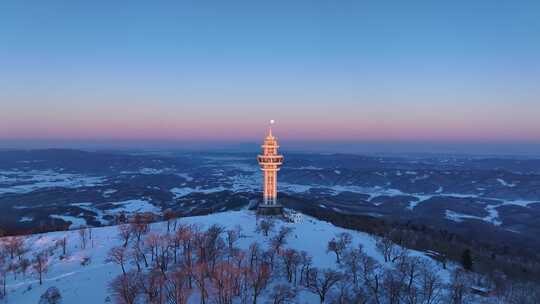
xmin=1 ymin=0 xmax=539 ymax=153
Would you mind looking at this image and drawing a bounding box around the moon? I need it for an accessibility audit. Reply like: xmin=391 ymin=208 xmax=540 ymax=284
xmin=270 ymin=119 xmax=275 ymax=125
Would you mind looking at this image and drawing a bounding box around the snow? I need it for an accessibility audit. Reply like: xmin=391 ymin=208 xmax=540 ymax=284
xmin=496 ymin=178 xmax=516 ymax=187
xmin=19 ymin=216 xmax=33 ymax=222
xmin=71 ymin=203 xmax=109 ymax=225
xmin=484 ymin=205 xmax=502 ymax=226
xmin=505 ymin=228 xmax=521 ymax=234
xmin=407 ymin=195 xmax=432 ymax=210
xmin=330 ymin=185 xmax=406 ymax=200
xmin=119 ymin=168 xmax=174 ymax=175
xmin=229 ymin=173 xmax=260 ymax=192
xmin=176 ymin=173 xmax=194 ymax=182
xmin=170 ymin=186 xmax=227 ymax=199
xmin=280 ymin=183 xmax=312 ymax=193
xmin=438 ymin=193 xmax=480 ymax=198
xmin=50 ymin=215 xmax=88 ymax=229
xmin=445 ymin=207 xmax=502 ymax=226
xmin=407 ymin=192 xmax=536 ymax=210
xmin=218 ymin=162 xmax=259 ymax=173
xmin=290 ymin=166 xmax=324 ymax=170
xmin=411 ymin=174 xmax=430 ymax=182
xmin=445 ymin=210 xmax=481 ymax=223
xmin=502 ymin=199 xmax=537 ymax=207
xmin=70 ymin=200 xmax=162 ymax=225
xmin=0 ymin=170 xmax=105 ymax=195
xmin=203 ymin=156 xmax=250 ymax=161
xmin=102 ymin=189 xmax=117 ymax=197
xmin=139 ymin=168 xmax=166 ymax=175
xmin=3 ymin=210 xmax=452 ymax=304
xmin=109 ymin=199 xmax=161 ymax=215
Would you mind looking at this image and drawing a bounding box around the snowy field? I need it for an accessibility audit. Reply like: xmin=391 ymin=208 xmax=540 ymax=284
xmin=0 ymin=170 xmax=105 ymax=195
xmin=2 ymin=210 xmax=452 ymax=303
xmin=1 ymin=165 xmax=536 ymax=232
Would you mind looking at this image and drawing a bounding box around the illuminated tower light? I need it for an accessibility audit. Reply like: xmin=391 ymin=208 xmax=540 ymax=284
xmin=257 ymin=120 xmax=284 ymax=215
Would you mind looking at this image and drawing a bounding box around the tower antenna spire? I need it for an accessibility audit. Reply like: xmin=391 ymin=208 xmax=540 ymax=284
xmin=269 ymin=119 xmax=275 ymax=137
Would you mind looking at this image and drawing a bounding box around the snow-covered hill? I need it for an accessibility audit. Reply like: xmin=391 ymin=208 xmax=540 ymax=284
xmin=3 ymin=210 xmax=455 ymax=303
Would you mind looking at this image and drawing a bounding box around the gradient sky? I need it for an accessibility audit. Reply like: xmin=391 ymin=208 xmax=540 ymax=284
xmin=1 ymin=1 xmax=539 ymax=153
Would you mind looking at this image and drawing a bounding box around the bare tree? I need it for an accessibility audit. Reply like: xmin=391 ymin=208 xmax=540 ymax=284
xmin=448 ymin=269 xmax=470 ymax=304
xmin=270 ymin=227 xmax=294 ymax=254
xmin=0 ymin=251 xmax=6 ymax=298
xmin=280 ymin=248 xmax=300 ymax=284
xmin=193 ymin=262 xmax=210 ymax=304
xmin=56 ymin=236 xmax=67 ymax=256
xmin=78 ymin=227 xmax=88 ymax=249
xmin=178 ymin=225 xmax=196 ymax=288
xmin=203 ymin=224 xmax=226 ymax=271
xmin=299 ymin=250 xmax=313 ymax=287
xmin=306 ymin=268 xmax=343 ymax=304
xmin=118 ymin=224 xmax=132 ymax=248
xmin=330 ymin=279 xmax=368 ymax=304
xmin=269 ymin=284 xmax=296 ymax=304
xmin=327 ymin=232 xmax=352 ymax=264
xmin=246 ymin=261 xmax=272 ymax=304
xmin=164 ymin=209 xmax=176 ymax=233
xmin=210 ymin=261 xmax=241 ymax=304
xmin=109 ymin=270 xmax=141 ymax=304
xmin=145 ymin=233 xmax=161 ymax=263
xmin=340 ymin=245 xmax=364 ymax=288
xmin=19 ymin=257 xmax=31 ymax=277
xmin=376 ymin=235 xmax=399 ymax=263
xmin=130 ymin=242 xmax=149 ymax=272
xmin=3 ymin=236 xmax=25 ymax=259
xmin=248 ymin=242 xmax=262 ymax=270
xmin=418 ymin=260 xmax=443 ymax=304
xmin=8 ymin=260 xmax=18 ymax=280
xmin=130 ymin=214 xmax=151 ymax=244
xmin=156 ymin=234 xmax=172 ymax=273
xmin=397 ymin=255 xmax=421 ymax=300
xmin=256 ymin=219 xmax=275 ymax=237
xmin=33 ymin=251 xmax=49 ymax=285
xmin=501 ymin=281 xmax=540 ymax=304
xmin=88 ymin=227 xmax=94 ymax=248
xmin=165 ymin=267 xmax=193 ymax=304
xmin=382 ymin=268 xmax=405 ymax=304
xmin=360 ymin=253 xmax=382 ymax=304
xmin=14 ymin=236 xmax=29 ymax=261
xmin=225 ymin=229 xmax=239 ymax=259
xmin=107 ymin=246 xmax=128 ymax=275
xmin=138 ymin=268 xmax=166 ymax=304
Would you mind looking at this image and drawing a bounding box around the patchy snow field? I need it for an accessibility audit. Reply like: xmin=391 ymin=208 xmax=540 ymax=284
xmin=50 ymin=215 xmax=88 ymax=229
xmin=0 ymin=170 xmax=105 ymax=195
xmin=109 ymin=199 xmax=162 ymax=215
xmin=170 ymin=186 xmax=228 ymax=199
xmin=67 ymin=200 xmax=162 ymax=227
xmin=3 ymin=210 xmax=452 ymax=303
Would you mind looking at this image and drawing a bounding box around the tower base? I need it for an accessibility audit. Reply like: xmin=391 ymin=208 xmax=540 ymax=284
xmin=257 ymin=204 xmax=284 ymax=216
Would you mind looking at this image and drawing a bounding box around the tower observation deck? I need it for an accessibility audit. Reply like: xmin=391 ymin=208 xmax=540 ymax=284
xmin=257 ymin=120 xmax=284 ymax=215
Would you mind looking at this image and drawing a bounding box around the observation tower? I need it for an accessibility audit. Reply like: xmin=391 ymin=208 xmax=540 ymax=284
xmin=257 ymin=120 xmax=284 ymax=215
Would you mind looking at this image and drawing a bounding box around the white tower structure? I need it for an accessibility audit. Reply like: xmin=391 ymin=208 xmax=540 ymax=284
xmin=257 ymin=120 xmax=284 ymax=214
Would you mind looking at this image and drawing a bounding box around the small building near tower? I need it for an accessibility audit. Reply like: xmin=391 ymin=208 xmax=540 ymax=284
xmin=257 ymin=120 xmax=284 ymax=215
